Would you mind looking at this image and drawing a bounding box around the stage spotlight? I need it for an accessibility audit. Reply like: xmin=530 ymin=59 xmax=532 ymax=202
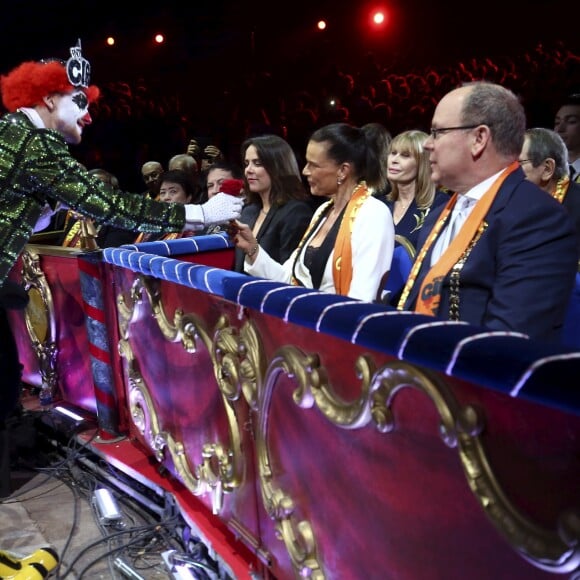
xmin=367 ymin=6 xmax=390 ymax=30
xmin=373 ymin=11 xmax=385 ymax=24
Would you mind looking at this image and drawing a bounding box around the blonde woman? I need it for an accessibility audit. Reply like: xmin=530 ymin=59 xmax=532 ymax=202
xmin=385 ymin=129 xmax=448 ymax=249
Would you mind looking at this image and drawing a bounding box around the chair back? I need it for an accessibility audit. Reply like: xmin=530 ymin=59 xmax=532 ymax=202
xmin=377 ymin=235 xmax=415 ymax=305
xmin=561 ymin=269 xmax=580 ymax=349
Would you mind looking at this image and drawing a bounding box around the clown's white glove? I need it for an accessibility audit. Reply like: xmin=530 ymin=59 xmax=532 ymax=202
xmin=183 ymin=193 xmax=244 ymax=231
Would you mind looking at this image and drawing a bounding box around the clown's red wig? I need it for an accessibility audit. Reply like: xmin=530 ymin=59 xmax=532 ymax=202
xmin=0 ymin=61 xmax=99 ymax=112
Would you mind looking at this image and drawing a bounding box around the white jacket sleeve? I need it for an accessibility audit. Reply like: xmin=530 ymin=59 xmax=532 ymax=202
xmin=244 ymin=202 xmax=331 ymax=284
xmin=246 ymin=198 xmax=394 ymax=302
xmin=347 ymin=197 xmax=395 ymax=301
xmin=245 ymin=244 xmax=296 ymax=283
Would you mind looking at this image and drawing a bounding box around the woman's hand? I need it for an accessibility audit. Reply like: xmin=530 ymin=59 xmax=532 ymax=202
xmin=229 ymin=220 xmax=260 ymax=262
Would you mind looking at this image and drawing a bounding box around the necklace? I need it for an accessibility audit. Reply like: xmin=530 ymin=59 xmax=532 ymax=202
xmin=261 ymin=208 xmax=269 ymax=215
xmin=394 ymin=198 xmax=411 ymax=222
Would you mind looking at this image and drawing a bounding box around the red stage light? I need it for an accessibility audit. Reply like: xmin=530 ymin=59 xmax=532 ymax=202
xmin=367 ymin=6 xmax=390 ymax=29
xmin=373 ymin=11 xmax=385 ymax=25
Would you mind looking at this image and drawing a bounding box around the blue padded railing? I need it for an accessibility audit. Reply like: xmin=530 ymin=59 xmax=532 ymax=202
xmin=103 ymin=243 xmax=580 ymax=417
xmin=121 ymin=232 xmax=232 ymax=257
xmin=104 ymin=246 xmax=248 ymax=298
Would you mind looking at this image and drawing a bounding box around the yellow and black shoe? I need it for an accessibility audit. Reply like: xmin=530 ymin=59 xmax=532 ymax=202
xmin=0 ymin=562 xmax=49 ymax=580
xmin=0 ymin=547 xmax=58 ymax=578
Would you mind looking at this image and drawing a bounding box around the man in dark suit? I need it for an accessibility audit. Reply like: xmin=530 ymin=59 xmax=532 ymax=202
xmin=398 ymin=82 xmax=578 ymax=343
xmin=519 ymin=127 xmax=580 ymax=252
xmin=519 ymin=127 xmax=580 ymax=350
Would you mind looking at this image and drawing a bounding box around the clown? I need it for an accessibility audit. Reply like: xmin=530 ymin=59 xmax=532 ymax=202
xmin=1 ymin=42 xmax=100 ymax=146
xmin=0 ymin=39 xmax=242 ymax=289
xmin=0 ymin=40 xmax=243 ymax=424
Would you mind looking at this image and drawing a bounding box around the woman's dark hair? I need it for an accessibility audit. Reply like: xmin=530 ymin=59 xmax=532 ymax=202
xmin=308 ymin=122 xmax=389 ymax=192
xmin=198 ymin=160 xmax=244 ymax=203
xmin=206 ymin=160 xmax=244 ymax=180
xmin=158 ymin=169 xmax=198 ymax=200
xmin=241 ymin=134 xmax=307 ymax=206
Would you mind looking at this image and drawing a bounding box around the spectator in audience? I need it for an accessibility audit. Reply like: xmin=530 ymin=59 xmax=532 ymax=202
xmin=200 ymin=161 xmax=245 ymax=235
xmin=232 ymin=123 xmax=395 ymax=302
xmin=186 ymin=138 xmax=225 ymax=173
xmin=520 ymin=127 xmax=580 ymax=252
xmin=141 ymin=160 xmax=164 ymax=199
xmin=233 ymin=134 xmax=313 ymax=272
xmin=157 ymin=169 xmax=197 ymax=205
xmin=168 ymin=152 xmax=199 ymax=175
xmin=362 ymin=121 xmax=392 ymax=199
xmin=554 ymin=93 xmax=580 ymax=183
xmin=397 ymin=81 xmax=578 ymax=343
xmin=90 ymin=167 xmax=119 ymax=187
xmin=134 ymin=170 xmax=198 ymax=242
xmin=205 ymin=160 xmax=244 ymax=200
xmin=384 ymin=130 xmax=448 ymax=249
xmin=168 ymin=153 xmax=202 ymax=202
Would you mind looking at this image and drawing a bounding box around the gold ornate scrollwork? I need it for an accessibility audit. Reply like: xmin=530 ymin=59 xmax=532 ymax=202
xmin=257 ymin=350 xmax=579 ymax=576
xmin=256 ymin=345 xmax=325 ymax=579
xmin=21 ymin=249 xmax=58 ymax=402
xmin=143 ymin=277 xmax=183 ymax=342
xmin=461 ymin=433 xmax=580 ymax=574
xmin=116 ymin=286 xmax=252 ymax=514
xmin=116 ymin=277 xmax=145 ymax=339
xmin=298 ymin=352 xmax=378 ymax=429
xmin=213 ymin=317 xmax=263 ymax=410
xmin=119 ymin=337 xmax=205 ymax=495
xmin=372 ymin=360 xmax=580 ymax=574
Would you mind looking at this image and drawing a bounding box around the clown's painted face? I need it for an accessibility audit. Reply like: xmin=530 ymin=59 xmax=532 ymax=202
xmin=50 ymin=89 xmax=92 ymax=145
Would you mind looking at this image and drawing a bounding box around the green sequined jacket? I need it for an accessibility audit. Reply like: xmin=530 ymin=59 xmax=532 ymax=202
xmin=0 ymin=111 xmax=185 ymax=288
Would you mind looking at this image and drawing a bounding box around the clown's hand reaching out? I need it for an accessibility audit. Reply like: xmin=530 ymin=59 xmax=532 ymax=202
xmin=183 ymin=193 xmax=244 ymax=231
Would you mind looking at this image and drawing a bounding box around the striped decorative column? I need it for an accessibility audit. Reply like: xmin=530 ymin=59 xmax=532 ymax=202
xmin=77 ymin=252 xmax=119 ymax=435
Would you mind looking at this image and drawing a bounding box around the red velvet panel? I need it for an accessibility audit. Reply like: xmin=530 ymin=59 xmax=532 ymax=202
xmin=8 ymin=253 xmax=96 ymax=413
